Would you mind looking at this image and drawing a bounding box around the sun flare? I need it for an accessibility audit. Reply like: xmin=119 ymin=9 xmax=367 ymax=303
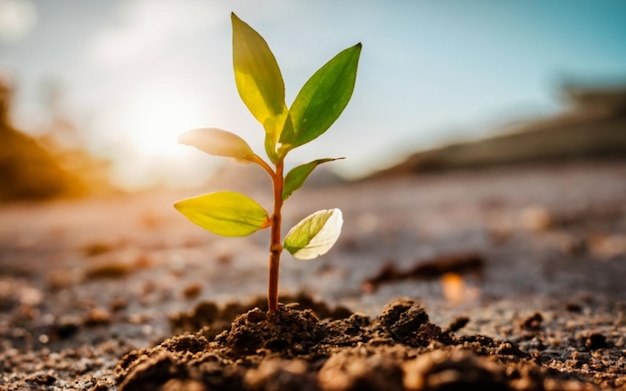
xmin=126 ymin=91 xmax=204 ymax=158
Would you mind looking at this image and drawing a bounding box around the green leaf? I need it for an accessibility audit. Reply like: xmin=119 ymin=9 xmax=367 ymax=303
xmin=282 ymin=158 xmax=343 ymax=201
xmin=179 ymin=128 xmax=255 ymax=162
xmin=284 ymin=209 xmax=343 ymax=260
xmin=174 ymin=191 xmax=270 ymax=237
xmin=280 ymin=43 xmax=362 ymax=151
xmin=231 ymin=12 xmax=288 ymax=159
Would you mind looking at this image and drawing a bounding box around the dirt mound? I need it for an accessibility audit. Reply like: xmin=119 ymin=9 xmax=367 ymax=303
xmin=114 ymin=298 xmax=607 ymax=391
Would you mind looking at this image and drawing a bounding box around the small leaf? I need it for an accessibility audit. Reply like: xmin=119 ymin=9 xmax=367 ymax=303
xmin=231 ymin=12 xmax=288 ymax=157
xmin=262 ymin=113 xmax=288 ymax=163
xmin=282 ymin=158 xmax=344 ymax=201
xmin=174 ymin=191 xmax=270 ymax=237
xmin=179 ymin=128 xmax=255 ymax=162
xmin=280 ymin=43 xmax=361 ymax=150
xmin=284 ymin=209 xmax=343 ymax=260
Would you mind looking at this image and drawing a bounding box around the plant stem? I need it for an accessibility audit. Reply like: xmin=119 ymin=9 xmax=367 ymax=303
xmin=268 ymin=160 xmax=284 ymax=313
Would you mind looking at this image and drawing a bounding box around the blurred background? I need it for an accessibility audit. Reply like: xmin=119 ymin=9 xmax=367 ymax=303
xmin=1 ymin=3 xmax=626 ymax=380
xmin=1 ymin=0 xmax=625 ymax=199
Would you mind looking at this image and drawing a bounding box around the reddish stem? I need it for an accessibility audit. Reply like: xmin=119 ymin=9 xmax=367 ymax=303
xmin=267 ymin=161 xmax=284 ymax=313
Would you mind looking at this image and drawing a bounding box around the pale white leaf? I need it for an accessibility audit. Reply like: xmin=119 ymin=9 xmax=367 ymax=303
xmin=284 ymin=208 xmax=343 ymax=260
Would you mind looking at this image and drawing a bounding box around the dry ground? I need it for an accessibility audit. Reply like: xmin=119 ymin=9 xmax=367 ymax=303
xmin=1 ymin=160 xmax=625 ymax=390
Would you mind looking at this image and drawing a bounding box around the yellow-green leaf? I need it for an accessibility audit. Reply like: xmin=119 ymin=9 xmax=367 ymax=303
xmin=231 ymin=12 xmax=288 ymax=158
xmin=282 ymin=158 xmax=343 ymax=201
xmin=174 ymin=191 xmax=270 ymax=237
xmin=284 ymin=209 xmax=343 ymax=260
xmin=179 ymin=128 xmax=255 ymax=162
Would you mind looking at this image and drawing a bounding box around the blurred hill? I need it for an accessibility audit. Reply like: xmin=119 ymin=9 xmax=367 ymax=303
xmin=0 ymin=75 xmax=113 ymax=202
xmin=368 ymin=83 xmax=626 ymax=179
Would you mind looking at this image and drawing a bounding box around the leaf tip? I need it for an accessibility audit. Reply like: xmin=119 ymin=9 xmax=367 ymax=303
xmin=177 ymin=130 xmax=191 ymax=146
xmin=173 ymin=200 xmax=183 ymax=212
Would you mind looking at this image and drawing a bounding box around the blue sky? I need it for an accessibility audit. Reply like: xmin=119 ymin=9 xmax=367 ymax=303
xmin=1 ymin=0 xmax=625 ymax=187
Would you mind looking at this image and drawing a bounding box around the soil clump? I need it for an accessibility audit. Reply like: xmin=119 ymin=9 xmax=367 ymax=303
xmin=115 ymin=297 xmax=621 ymax=391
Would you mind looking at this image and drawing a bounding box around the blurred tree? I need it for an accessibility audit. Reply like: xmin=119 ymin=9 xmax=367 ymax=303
xmin=0 ymin=73 xmax=82 ymax=201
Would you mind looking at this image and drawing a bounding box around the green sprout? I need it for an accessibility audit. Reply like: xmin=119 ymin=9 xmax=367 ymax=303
xmin=174 ymin=13 xmax=361 ymax=313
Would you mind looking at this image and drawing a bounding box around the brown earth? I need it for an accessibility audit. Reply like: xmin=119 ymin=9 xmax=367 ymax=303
xmin=1 ymin=159 xmax=625 ymax=390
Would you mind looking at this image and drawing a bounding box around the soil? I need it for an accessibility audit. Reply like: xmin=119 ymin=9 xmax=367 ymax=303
xmin=1 ymin=160 xmax=625 ymax=390
xmin=115 ymin=297 xmax=620 ymax=391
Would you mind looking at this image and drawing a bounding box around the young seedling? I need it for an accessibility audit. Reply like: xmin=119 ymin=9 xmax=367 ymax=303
xmin=174 ymin=13 xmax=361 ymax=313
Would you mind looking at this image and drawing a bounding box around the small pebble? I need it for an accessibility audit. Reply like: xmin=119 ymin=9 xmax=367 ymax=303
xmin=182 ymin=283 xmax=202 ymax=299
xmin=585 ymin=332 xmax=608 ymax=350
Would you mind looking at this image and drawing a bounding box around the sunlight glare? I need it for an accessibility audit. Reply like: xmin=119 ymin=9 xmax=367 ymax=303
xmin=126 ymin=91 xmax=204 ymax=158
